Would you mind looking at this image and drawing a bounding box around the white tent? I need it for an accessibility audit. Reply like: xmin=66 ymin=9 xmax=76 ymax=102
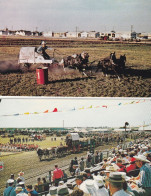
xmin=138 ymin=125 xmax=151 ymax=131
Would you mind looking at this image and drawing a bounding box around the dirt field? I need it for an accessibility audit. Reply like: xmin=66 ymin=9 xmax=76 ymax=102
xmin=0 ymin=37 xmax=151 ymax=97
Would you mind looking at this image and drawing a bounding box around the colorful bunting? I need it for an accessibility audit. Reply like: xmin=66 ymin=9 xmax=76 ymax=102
xmin=0 ymin=99 xmax=150 ymax=117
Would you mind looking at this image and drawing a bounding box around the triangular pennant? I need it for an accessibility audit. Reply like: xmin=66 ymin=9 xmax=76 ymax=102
xmin=24 ymin=112 xmax=30 ymax=115
xmin=53 ymin=108 xmax=58 ymax=112
xmin=44 ymin=110 xmax=49 ymax=113
xmin=102 ymin=105 xmax=107 ymax=108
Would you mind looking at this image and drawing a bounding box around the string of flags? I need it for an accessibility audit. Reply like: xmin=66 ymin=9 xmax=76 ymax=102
xmin=0 ymin=99 xmax=150 ymax=118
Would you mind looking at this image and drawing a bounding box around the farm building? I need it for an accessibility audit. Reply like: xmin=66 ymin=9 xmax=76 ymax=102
xmin=114 ymin=31 xmax=131 ymax=40
xmin=66 ymin=31 xmax=80 ymax=38
xmin=16 ymin=30 xmax=32 ymax=36
xmin=52 ymin=32 xmax=66 ymax=38
xmin=100 ymin=31 xmax=115 ymax=40
xmin=80 ymin=31 xmax=89 ymax=38
xmin=43 ymin=31 xmax=53 ymax=37
xmin=88 ymin=31 xmax=100 ymax=38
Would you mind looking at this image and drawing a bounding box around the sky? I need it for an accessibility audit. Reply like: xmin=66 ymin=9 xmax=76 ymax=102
xmin=0 ymin=97 xmax=151 ymax=128
xmin=0 ymin=0 xmax=151 ymax=32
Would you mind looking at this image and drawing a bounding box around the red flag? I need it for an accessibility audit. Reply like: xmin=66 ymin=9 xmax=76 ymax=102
xmin=53 ymin=108 xmax=58 ymax=112
xmin=102 ymin=105 xmax=107 ymax=108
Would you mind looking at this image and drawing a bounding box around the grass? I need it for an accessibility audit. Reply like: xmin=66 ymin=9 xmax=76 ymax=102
xmin=0 ymin=135 xmax=66 ymax=149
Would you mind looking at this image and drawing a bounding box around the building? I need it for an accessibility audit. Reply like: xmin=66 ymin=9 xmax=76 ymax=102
xmin=66 ymin=31 xmax=79 ymax=38
xmin=88 ymin=31 xmax=100 ymax=38
xmin=52 ymin=32 xmax=66 ymax=38
xmin=43 ymin=31 xmax=53 ymax=37
xmin=114 ymin=31 xmax=131 ymax=40
xmin=80 ymin=31 xmax=89 ymax=38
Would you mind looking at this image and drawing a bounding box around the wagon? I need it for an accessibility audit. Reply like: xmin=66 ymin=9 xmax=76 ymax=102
xmin=18 ymin=47 xmax=54 ymax=69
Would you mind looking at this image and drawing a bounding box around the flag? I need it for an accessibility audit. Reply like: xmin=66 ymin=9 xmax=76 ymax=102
xmin=53 ymin=108 xmax=58 ymax=112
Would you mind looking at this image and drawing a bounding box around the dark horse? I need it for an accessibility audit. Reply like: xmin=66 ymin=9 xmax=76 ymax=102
xmin=96 ymin=52 xmax=126 ymax=79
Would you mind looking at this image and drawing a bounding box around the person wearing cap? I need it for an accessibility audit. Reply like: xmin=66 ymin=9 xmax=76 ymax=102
xmin=18 ymin=182 xmax=28 ymax=194
xmin=3 ymin=179 xmax=16 ymax=196
xmin=109 ymin=172 xmax=130 ymax=196
xmin=53 ymin=165 xmax=64 ymax=186
xmin=37 ymin=41 xmax=54 ymax=60
xmin=104 ymin=165 xmax=116 ymax=190
xmin=130 ymin=155 xmax=151 ymax=196
xmin=26 ymin=185 xmax=38 ymax=196
xmin=57 ymin=184 xmax=73 ymax=196
xmin=6 ymin=174 xmax=16 ymax=188
xmin=15 ymin=186 xmax=28 ymax=196
xmin=93 ymin=175 xmax=109 ymax=196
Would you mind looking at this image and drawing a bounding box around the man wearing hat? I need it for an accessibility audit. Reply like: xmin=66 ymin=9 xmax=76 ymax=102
xmin=109 ymin=172 xmax=130 ymax=196
xmin=57 ymin=184 xmax=73 ymax=196
xmin=130 ymin=155 xmax=151 ymax=196
xmin=3 ymin=179 xmax=16 ymax=196
xmin=15 ymin=186 xmax=28 ymax=196
xmin=19 ymin=181 xmax=28 ymax=194
xmin=93 ymin=175 xmax=109 ymax=196
xmin=6 ymin=174 xmax=16 ymax=188
xmin=37 ymin=41 xmax=55 ymax=60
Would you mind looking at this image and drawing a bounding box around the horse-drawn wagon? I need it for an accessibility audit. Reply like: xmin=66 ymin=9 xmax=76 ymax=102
xmin=18 ymin=47 xmax=55 ymax=70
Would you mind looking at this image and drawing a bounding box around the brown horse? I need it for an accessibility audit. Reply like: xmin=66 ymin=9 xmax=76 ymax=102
xmin=96 ymin=52 xmax=126 ymax=79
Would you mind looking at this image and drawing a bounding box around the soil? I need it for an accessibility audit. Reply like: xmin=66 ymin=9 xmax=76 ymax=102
xmin=0 ymin=37 xmax=151 ymax=97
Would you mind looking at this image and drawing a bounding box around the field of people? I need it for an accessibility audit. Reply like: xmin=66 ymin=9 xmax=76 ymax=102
xmin=0 ymin=37 xmax=151 ymax=97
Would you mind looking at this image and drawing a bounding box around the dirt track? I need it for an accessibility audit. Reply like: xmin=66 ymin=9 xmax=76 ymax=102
xmin=0 ymin=38 xmax=151 ymax=97
xmin=0 ymin=67 xmax=151 ymax=97
xmin=0 ymin=143 xmax=114 ymax=194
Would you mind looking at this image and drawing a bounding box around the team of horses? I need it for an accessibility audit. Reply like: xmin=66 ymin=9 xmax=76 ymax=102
xmin=37 ymin=146 xmax=69 ymax=161
xmin=60 ymin=51 xmax=126 ymax=79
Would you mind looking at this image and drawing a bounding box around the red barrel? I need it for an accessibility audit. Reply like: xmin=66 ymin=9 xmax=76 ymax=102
xmin=36 ymin=67 xmax=48 ymax=84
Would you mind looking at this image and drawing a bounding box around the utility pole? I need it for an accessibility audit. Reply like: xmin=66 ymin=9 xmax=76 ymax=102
xmin=131 ymin=25 xmax=133 ymax=33
xmin=76 ymin=26 xmax=78 ymax=38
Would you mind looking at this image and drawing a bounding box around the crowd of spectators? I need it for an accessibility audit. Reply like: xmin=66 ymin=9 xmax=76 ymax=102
xmin=0 ymin=143 xmax=38 ymax=152
xmin=3 ymin=137 xmax=151 ymax=196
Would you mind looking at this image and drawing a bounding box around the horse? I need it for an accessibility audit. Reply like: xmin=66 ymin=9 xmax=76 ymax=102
xmin=60 ymin=52 xmax=90 ymax=76
xmin=37 ymin=148 xmax=44 ymax=161
xmin=96 ymin=52 xmax=126 ymax=79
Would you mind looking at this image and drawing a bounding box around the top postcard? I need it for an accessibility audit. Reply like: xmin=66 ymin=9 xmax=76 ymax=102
xmin=0 ymin=0 xmax=151 ymax=97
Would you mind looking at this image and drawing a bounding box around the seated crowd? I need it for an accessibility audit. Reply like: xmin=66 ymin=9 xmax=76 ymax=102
xmin=4 ymin=139 xmax=151 ymax=196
